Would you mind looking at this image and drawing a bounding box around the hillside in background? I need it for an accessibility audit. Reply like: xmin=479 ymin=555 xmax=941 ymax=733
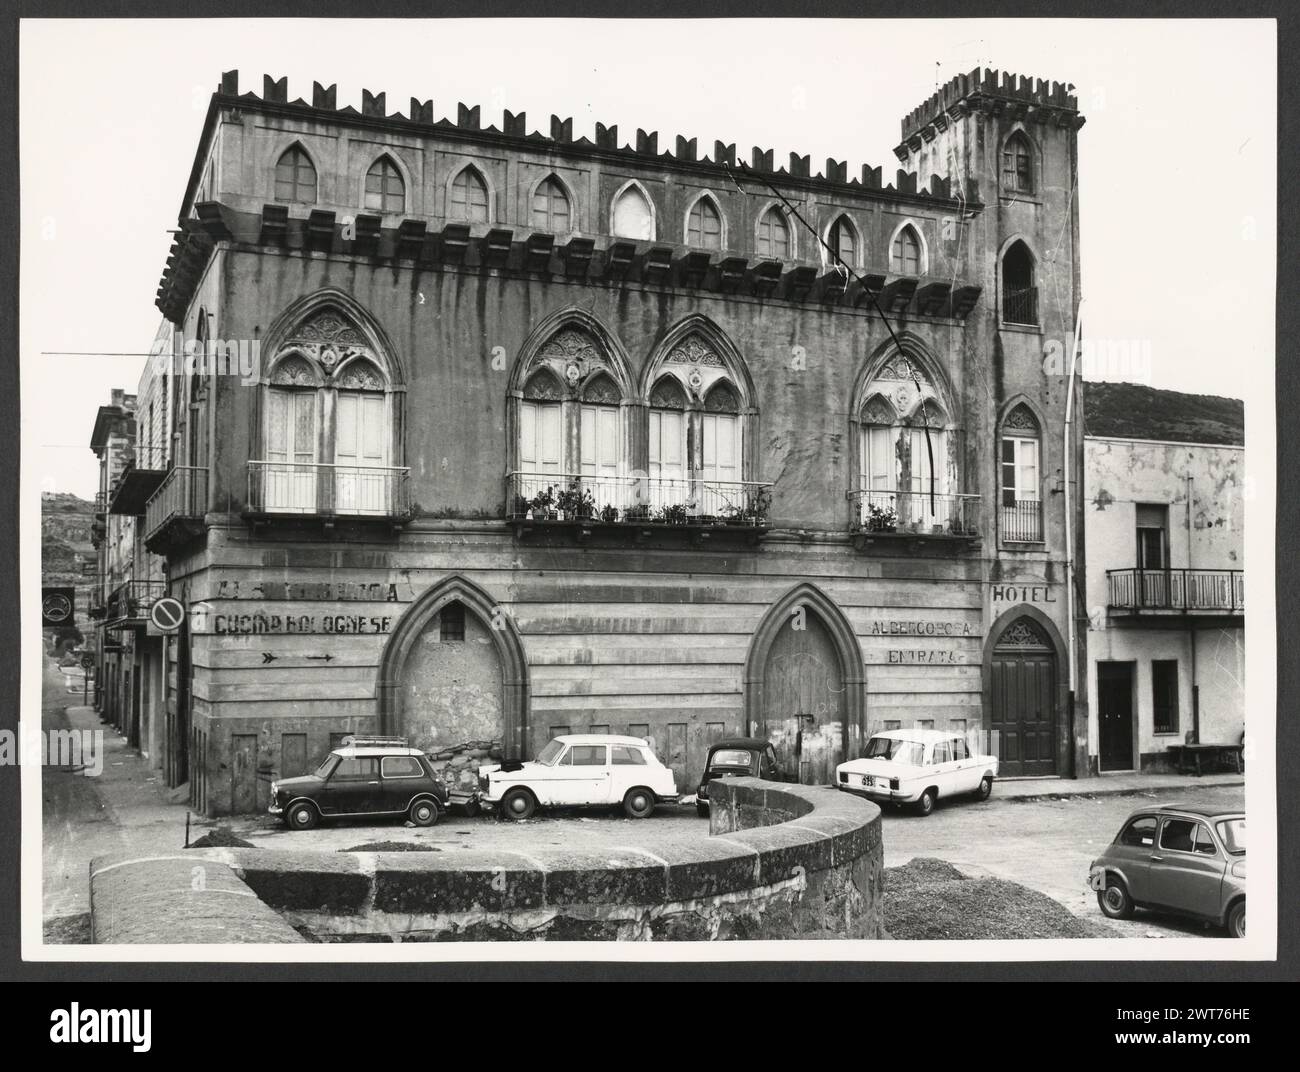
xmin=1083 ymin=382 xmax=1244 ymax=446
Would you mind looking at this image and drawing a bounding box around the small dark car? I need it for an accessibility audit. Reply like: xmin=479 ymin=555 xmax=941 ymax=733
xmin=695 ymin=738 xmax=786 ymax=817
xmin=269 ymin=735 xmax=449 ymax=831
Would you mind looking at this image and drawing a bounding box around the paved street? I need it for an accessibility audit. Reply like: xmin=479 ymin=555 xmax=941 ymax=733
xmin=42 ymin=664 xmax=1243 ymax=942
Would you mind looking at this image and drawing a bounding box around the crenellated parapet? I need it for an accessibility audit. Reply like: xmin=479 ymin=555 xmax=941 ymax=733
xmin=213 ymin=71 xmax=975 ymax=204
xmin=894 ymin=67 xmax=1086 ymax=161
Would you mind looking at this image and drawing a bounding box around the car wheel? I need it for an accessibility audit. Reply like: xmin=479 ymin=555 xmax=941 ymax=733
xmin=500 ymin=788 xmax=536 ymax=821
xmin=409 ymin=799 xmax=438 ymax=827
xmin=696 ymin=801 xmax=709 ymax=819
xmin=976 ymin=775 xmax=993 ymax=801
xmin=915 ymin=788 xmax=936 ymax=816
xmin=1097 ymin=874 xmax=1136 ymax=920
xmin=286 ymin=801 xmax=318 ymax=831
xmin=1227 ymin=900 xmax=1245 ymax=938
xmin=623 ymin=787 xmax=655 ymax=819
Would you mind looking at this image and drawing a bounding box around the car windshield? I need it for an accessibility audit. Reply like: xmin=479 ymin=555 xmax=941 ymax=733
xmin=863 ymin=737 xmax=925 ymax=766
xmin=709 ymin=749 xmax=755 ymax=770
xmin=1216 ymin=818 xmax=1246 ymax=855
xmin=315 ymin=755 xmax=339 ymax=777
xmin=535 ymin=739 xmax=566 ymax=767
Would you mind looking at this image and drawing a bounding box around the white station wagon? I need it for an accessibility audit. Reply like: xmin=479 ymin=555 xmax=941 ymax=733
xmin=835 ymin=728 xmax=999 ymax=816
xmin=478 ymin=734 xmax=679 ymax=820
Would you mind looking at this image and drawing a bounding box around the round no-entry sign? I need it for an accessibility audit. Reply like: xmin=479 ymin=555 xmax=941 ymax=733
xmin=150 ymin=597 xmax=185 ymax=633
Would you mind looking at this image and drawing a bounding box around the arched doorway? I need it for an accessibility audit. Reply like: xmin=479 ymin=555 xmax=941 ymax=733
xmin=987 ymin=614 xmax=1059 ymax=776
xmin=377 ymin=577 xmax=529 ymax=792
xmin=744 ymin=584 xmax=865 ymax=785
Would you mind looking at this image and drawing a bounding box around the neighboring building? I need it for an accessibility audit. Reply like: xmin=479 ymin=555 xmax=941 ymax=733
xmin=41 ymin=491 xmax=97 ymax=656
xmin=131 ymin=66 xmax=1087 ymax=814
xmin=1083 ymin=382 xmax=1245 ymax=772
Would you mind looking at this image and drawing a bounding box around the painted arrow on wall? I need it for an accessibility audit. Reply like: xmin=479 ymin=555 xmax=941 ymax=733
xmin=305 ymin=654 xmax=335 ymax=662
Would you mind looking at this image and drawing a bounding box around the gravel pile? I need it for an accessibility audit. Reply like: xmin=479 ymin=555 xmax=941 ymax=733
xmin=884 ymin=857 xmax=1114 ymax=940
xmin=341 ymin=841 xmax=441 ymax=852
xmin=187 ymin=826 xmax=255 ymax=849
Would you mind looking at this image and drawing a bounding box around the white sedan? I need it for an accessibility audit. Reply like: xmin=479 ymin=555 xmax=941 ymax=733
xmin=835 ymin=728 xmax=998 ymax=816
xmin=478 ymin=734 xmax=679 ymax=820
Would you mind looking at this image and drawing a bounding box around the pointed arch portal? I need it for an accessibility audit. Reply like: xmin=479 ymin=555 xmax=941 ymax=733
xmin=377 ymin=576 xmax=530 ymax=786
xmin=744 ymin=583 xmax=865 ymax=784
xmin=982 ymin=605 xmax=1067 ymax=777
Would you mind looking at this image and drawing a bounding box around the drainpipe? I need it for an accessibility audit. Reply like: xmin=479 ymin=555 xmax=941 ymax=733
xmin=1187 ymin=473 xmax=1199 ymax=742
xmin=1063 ymin=301 xmax=1085 ymax=767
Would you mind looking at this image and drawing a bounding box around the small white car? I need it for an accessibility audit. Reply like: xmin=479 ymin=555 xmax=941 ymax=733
xmin=835 ymin=728 xmax=998 ymax=816
xmin=478 ymin=734 xmax=679 ymax=820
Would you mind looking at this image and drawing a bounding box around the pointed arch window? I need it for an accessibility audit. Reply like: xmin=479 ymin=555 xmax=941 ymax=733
xmin=254 ymin=304 xmax=402 ymax=519
xmin=648 ymin=376 xmax=689 ymax=496
xmin=532 ymin=176 xmax=571 ymax=233
xmin=1002 ymin=240 xmax=1037 ymax=326
xmin=519 ymin=369 xmax=565 ymax=479
xmin=757 ymin=207 xmax=791 ymax=259
xmin=701 ymin=382 xmax=741 ymax=488
xmin=275 ymin=145 xmax=317 ymax=204
xmin=828 ymin=215 xmax=857 ymax=267
xmin=579 ymin=373 xmax=621 ymax=483
xmin=890 ymin=225 xmax=922 ymax=275
xmin=687 ymin=196 xmax=723 ymax=250
xmin=450 ymin=166 xmax=489 ymax=222
xmin=1002 ymin=132 xmax=1034 ymax=193
xmin=1001 ymin=403 xmax=1042 ymax=541
xmin=364 ymin=156 xmax=405 ymax=214
xmin=612 ymin=184 xmax=654 ymax=240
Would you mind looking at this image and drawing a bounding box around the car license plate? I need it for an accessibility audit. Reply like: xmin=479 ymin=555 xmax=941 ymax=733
xmin=874 ymin=777 xmax=890 ymax=789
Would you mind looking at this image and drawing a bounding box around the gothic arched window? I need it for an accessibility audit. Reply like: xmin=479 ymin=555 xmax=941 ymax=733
xmin=757 ymin=207 xmax=791 ymax=259
xmin=364 ymin=155 xmax=405 ymax=214
xmin=1001 ymin=403 xmax=1042 ymax=541
xmin=532 ymin=176 xmax=571 ymax=233
xmin=890 ymin=224 xmax=922 ymax=275
xmin=828 ymin=215 xmax=857 ymax=267
xmin=450 ymin=166 xmax=489 ymax=222
xmin=275 ymin=145 xmax=317 ymax=204
xmin=1002 ymin=132 xmax=1034 ymax=193
xmin=687 ymin=196 xmax=723 ymax=250
xmin=612 ymin=183 xmax=654 ymax=240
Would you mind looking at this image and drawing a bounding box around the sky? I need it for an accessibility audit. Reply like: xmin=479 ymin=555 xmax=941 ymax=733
xmin=19 ymin=18 xmax=1277 ymax=498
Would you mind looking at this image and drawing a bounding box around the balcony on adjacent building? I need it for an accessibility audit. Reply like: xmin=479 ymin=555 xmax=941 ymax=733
xmin=108 ymin=448 xmax=170 ymax=517
xmin=245 ymin=461 xmax=412 ymax=526
xmin=104 ymin=580 xmax=166 ymax=630
xmin=506 ymin=471 xmax=772 ymax=544
xmin=848 ymin=488 xmax=979 ymax=549
xmin=1107 ymin=568 xmax=1245 ymax=620
xmin=1000 ymin=499 xmax=1044 ymax=543
xmin=144 ymin=466 xmax=209 ymax=553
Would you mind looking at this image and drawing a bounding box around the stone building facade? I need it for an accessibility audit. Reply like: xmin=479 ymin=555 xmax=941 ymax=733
xmin=132 ymin=67 xmax=1088 ymax=814
xmin=1083 ymin=384 xmax=1245 ymax=771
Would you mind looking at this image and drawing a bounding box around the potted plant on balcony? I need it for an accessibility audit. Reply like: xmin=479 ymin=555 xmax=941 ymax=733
xmin=660 ymin=503 xmax=689 ymax=525
xmin=511 ymin=494 xmax=532 ymax=520
xmin=625 ymin=503 xmax=651 ymax=523
xmin=721 ymin=504 xmax=746 ymax=526
xmin=555 ymin=482 xmax=596 ymax=521
xmin=529 ymin=486 xmax=557 ymax=520
xmin=743 ymin=487 xmax=773 ymax=526
xmin=598 ymin=503 xmax=619 ymax=524
xmin=866 ymin=502 xmax=897 ymax=533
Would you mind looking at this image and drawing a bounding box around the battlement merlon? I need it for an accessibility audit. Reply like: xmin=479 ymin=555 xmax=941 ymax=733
xmin=196 ymin=70 xmax=982 ymax=211
xmin=895 ymin=67 xmax=1086 ymax=158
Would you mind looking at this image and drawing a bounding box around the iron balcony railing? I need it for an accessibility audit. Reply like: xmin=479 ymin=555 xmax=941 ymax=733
xmin=849 ymin=488 xmax=979 ymax=536
xmin=144 ymin=466 xmax=208 ymax=544
xmin=105 ymin=580 xmax=166 ymax=624
xmin=1107 ymin=568 xmax=1245 ymax=613
xmin=1003 ymin=285 xmax=1038 ymax=326
xmin=1001 ymin=498 xmax=1043 ymax=542
xmin=247 ymin=461 xmax=412 ymax=519
xmin=506 ymin=471 xmax=773 ymax=526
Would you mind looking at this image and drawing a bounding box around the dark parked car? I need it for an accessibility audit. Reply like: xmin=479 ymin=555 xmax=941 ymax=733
xmin=1089 ymin=804 xmax=1246 ymax=936
xmin=269 ymin=735 xmax=449 ymax=830
xmin=695 ymin=738 xmax=786 ymax=817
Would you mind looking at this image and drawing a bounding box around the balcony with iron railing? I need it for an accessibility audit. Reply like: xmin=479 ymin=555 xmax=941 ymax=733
xmin=1000 ymin=499 xmax=1043 ymax=543
xmin=246 ymin=461 xmax=412 ymax=525
xmin=144 ymin=466 xmax=209 ymax=553
xmin=1002 ymin=286 xmax=1038 ymax=327
xmin=848 ymin=488 xmax=980 ymax=546
xmin=104 ymin=580 xmax=166 ymax=629
xmin=506 ymin=472 xmax=772 ymax=542
xmin=1107 ymin=568 xmax=1245 ymax=618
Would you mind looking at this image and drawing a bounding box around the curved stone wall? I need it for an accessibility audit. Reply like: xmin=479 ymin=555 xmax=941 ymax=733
xmin=89 ymin=780 xmax=883 ymax=942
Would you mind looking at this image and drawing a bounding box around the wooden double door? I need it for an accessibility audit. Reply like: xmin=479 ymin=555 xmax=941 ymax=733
xmin=988 ymin=618 xmax=1059 ymax=777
